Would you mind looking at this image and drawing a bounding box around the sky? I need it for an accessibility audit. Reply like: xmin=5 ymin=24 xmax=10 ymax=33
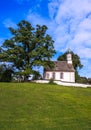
xmin=0 ymin=0 xmax=91 ymax=78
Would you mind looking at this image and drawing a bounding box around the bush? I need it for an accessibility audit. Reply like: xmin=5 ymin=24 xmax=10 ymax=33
xmin=49 ymin=78 xmax=56 ymax=85
xmin=0 ymin=64 xmax=13 ymax=82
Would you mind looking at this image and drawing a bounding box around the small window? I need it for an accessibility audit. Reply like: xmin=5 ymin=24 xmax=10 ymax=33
xmin=46 ymin=73 xmax=49 ymax=79
xmin=52 ymin=72 xmax=55 ymax=79
xmin=60 ymin=72 xmax=63 ymax=79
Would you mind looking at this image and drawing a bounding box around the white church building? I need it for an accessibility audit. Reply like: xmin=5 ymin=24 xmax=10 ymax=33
xmin=43 ymin=50 xmax=75 ymax=83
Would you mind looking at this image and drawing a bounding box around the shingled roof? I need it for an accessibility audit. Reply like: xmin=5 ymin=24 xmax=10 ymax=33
xmin=44 ymin=61 xmax=75 ymax=72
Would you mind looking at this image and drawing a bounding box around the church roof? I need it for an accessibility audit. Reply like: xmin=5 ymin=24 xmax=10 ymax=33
xmin=44 ymin=61 xmax=75 ymax=72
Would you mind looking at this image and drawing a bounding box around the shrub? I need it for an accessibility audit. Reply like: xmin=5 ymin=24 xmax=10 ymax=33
xmin=49 ymin=78 xmax=56 ymax=85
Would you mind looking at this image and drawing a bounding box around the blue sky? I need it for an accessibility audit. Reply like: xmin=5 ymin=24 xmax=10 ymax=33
xmin=0 ymin=0 xmax=91 ymax=78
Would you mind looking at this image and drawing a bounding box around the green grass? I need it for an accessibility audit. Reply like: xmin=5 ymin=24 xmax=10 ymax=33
xmin=0 ymin=83 xmax=91 ymax=130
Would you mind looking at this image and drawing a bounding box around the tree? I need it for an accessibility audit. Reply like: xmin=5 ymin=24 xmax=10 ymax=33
xmin=0 ymin=20 xmax=55 ymax=81
xmin=77 ymin=76 xmax=88 ymax=84
xmin=57 ymin=51 xmax=83 ymax=82
xmin=0 ymin=64 xmax=13 ymax=82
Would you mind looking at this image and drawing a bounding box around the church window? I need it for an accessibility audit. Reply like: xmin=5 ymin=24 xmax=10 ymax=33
xmin=52 ymin=72 xmax=55 ymax=79
xmin=46 ymin=73 xmax=49 ymax=79
xmin=60 ymin=72 xmax=63 ymax=79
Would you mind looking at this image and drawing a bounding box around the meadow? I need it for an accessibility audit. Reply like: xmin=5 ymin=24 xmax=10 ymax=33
xmin=0 ymin=82 xmax=91 ymax=130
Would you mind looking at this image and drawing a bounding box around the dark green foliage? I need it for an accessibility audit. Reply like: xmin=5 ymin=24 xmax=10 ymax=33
xmin=32 ymin=71 xmax=42 ymax=80
xmin=49 ymin=78 xmax=54 ymax=83
xmin=49 ymin=78 xmax=56 ymax=85
xmin=0 ymin=20 xmax=55 ymax=81
xmin=78 ymin=77 xmax=88 ymax=84
xmin=88 ymin=78 xmax=91 ymax=84
xmin=75 ymin=70 xmax=87 ymax=83
xmin=75 ymin=70 xmax=81 ymax=82
xmin=0 ymin=64 xmax=13 ymax=82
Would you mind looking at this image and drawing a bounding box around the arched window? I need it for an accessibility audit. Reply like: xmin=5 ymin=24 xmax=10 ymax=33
xmin=60 ymin=72 xmax=63 ymax=79
xmin=52 ymin=72 xmax=55 ymax=79
xmin=46 ymin=73 xmax=49 ymax=79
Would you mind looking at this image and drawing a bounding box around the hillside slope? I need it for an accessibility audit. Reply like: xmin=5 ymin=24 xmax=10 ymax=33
xmin=0 ymin=83 xmax=91 ymax=130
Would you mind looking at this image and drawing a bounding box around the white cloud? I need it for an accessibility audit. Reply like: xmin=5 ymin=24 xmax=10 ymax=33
xmin=79 ymin=18 xmax=91 ymax=31
xmin=75 ymin=46 xmax=91 ymax=59
xmin=55 ymin=0 xmax=91 ymax=23
xmin=26 ymin=11 xmax=48 ymax=26
xmin=79 ymin=59 xmax=91 ymax=77
xmin=48 ymin=0 xmax=59 ymax=19
xmin=26 ymin=10 xmax=57 ymax=37
xmin=48 ymin=0 xmax=91 ymax=59
xmin=3 ymin=19 xmax=17 ymax=28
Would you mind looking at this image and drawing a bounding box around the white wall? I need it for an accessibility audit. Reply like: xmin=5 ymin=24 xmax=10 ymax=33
xmin=44 ymin=71 xmax=75 ymax=83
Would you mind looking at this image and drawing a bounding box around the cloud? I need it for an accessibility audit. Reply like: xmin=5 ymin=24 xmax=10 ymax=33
xmin=48 ymin=0 xmax=91 ymax=59
xmin=79 ymin=59 xmax=91 ymax=77
xmin=26 ymin=11 xmax=48 ymax=26
xmin=48 ymin=0 xmax=59 ymax=20
xmin=3 ymin=19 xmax=17 ymax=28
xmin=26 ymin=10 xmax=57 ymax=37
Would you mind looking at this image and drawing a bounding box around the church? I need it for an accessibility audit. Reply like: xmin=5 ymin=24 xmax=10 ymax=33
xmin=43 ymin=50 xmax=75 ymax=83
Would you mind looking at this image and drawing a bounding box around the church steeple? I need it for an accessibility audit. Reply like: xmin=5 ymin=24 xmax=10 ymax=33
xmin=66 ymin=49 xmax=72 ymax=64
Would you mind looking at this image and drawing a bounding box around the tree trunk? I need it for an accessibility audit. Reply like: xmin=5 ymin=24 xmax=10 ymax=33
xmin=24 ymin=75 xmax=28 ymax=82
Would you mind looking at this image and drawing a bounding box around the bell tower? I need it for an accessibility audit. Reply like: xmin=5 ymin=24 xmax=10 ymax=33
xmin=66 ymin=49 xmax=72 ymax=64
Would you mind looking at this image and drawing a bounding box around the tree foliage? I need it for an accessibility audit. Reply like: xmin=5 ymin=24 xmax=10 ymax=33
xmin=0 ymin=20 xmax=55 ymax=81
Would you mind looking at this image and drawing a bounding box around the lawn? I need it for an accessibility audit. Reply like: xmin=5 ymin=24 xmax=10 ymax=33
xmin=0 ymin=83 xmax=91 ymax=130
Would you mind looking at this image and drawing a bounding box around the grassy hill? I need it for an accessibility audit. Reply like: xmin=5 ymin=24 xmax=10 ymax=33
xmin=0 ymin=83 xmax=91 ymax=130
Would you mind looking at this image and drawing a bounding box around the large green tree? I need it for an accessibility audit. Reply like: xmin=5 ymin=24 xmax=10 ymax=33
xmin=0 ymin=20 xmax=55 ymax=81
xmin=57 ymin=51 xmax=83 ymax=82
